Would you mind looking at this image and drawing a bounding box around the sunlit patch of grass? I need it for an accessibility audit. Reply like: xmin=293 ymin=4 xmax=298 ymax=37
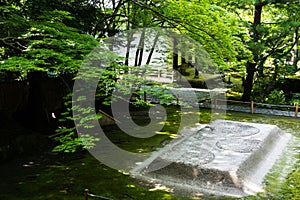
xmin=226 ymin=90 xmax=243 ymax=99
xmin=156 ymin=131 xmax=178 ymax=139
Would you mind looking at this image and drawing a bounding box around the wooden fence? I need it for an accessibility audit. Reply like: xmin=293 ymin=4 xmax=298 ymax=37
xmin=213 ymin=99 xmax=299 ymax=118
xmin=141 ymin=89 xmax=299 ymax=118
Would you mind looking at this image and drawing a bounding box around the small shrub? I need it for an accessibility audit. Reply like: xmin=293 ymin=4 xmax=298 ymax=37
xmin=265 ymin=90 xmax=286 ymax=105
xmin=231 ymin=84 xmax=244 ymax=93
xmin=290 ymin=93 xmax=300 ymax=105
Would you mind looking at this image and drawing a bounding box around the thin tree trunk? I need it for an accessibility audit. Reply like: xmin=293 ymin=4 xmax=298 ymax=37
xmin=134 ymin=29 xmax=145 ymax=67
xmin=146 ymin=31 xmax=160 ymax=65
xmin=138 ymin=30 xmax=145 ymax=66
xmin=124 ymin=0 xmax=131 ymax=69
xmin=173 ymin=38 xmax=178 ymax=70
xmin=293 ymin=27 xmax=299 ymax=69
xmin=242 ymin=3 xmax=263 ymax=101
xmin=125 ymin=33 xmax=132 ymax=67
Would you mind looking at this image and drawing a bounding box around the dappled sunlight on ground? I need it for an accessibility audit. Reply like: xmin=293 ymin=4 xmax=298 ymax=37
xmin=0 ymin=108 xmax=299 ymax=199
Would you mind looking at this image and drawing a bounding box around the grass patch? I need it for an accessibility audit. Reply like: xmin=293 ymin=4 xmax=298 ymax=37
xmin=0 ymin=107 xmax=299 ymax=199
xmin=0 ymin=153 xmax=184 ymax=200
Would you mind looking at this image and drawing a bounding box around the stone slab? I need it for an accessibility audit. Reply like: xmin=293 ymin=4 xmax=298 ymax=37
xmin=130 ymin=120 xmax=292 ymax=197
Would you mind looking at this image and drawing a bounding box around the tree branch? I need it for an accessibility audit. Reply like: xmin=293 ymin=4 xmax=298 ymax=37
xmin=0 ymin=36 xmax=27 ymax=51
xmin=99 ymin=0 xmax=127 ymax=37
xmin=130 ymin=0 xmax=222 ymax=45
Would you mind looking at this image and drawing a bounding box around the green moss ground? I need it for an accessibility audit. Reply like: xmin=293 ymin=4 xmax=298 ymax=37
xmin=0 ymin=108 xmax=299 ymax=200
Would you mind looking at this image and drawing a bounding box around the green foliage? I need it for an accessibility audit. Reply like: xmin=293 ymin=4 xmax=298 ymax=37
xmin=265 ymin=89 xmax=286 ymax=105
xmin=163 ymin=0 xmax=249 ymax=69
xmin=1 ymin=0 xmax=299 ymax=157
xmin=212 ymin=0 xmax=300 ymax=100
xmin=53 ymin=131 xmax=100 ymax=153
xmin=23 ymin=0 xmax=106 ymax=36
xmin=0 ymin=6 xmax=30 ymax=60
xmin=1 ymin=10 xmax=98 ymax=76
xmin=1 ymin=6 xmax=102 ymax=152
xmin=231 ymin=84 xmax=244 ymax=93
xmin=53 ymin=65 xmax=181 ymax=153
xmin=291 ymin=93 xmax=300 ymax=105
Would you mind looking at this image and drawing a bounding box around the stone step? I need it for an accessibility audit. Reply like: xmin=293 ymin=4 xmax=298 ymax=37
xmin=130 ymin=120 xmax=293 ymax=197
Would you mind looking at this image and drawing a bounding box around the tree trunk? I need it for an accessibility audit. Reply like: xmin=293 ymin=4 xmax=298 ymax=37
xmin=173 ymin=38 xmax=178 ymax=70
xmin=242 ymin=3 xmax=263 ymax=101
xmin=124 ymin=1 xmax=131 ymax=69
xmin=146 ymin=31 xmax=160 ymax=65
xmin=138 ymin=30 xmax=145 ymax=66
xmin=293 ymin=27 xmax=299 ymax=69
xmin=26 ymin=71 xmax=49 ymax=126
xmin=134 ymin=30 xmax=145 ymax=67
xmin=242 ymin=62 xmax=256 ymax=101
xmin=125 ymin=32 xmax=132 ymax=68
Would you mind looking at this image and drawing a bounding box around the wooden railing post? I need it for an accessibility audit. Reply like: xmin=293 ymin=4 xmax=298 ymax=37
xmin=84 ymin=189 xmax=89 ymax=200
xmin=158 ymin=69 xmax=161 ymax=80
xmin=251 ymin=101 xmax=254 ymax=114
xmin=295 ymin=104 xmax=299 ymax=118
